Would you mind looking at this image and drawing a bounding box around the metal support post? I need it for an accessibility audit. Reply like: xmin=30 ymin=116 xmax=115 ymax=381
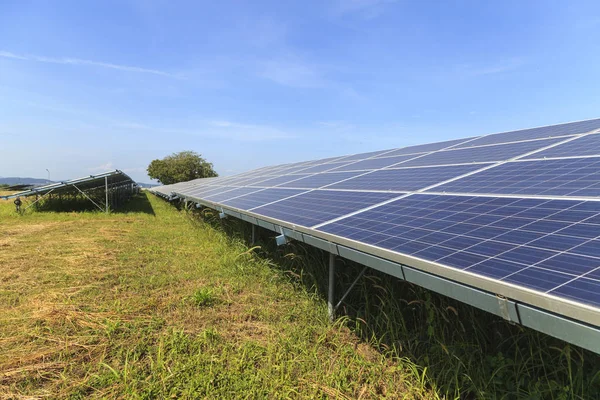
xmin=251 ymin=224 xmax=256 ymax=245
xmin=328 ymin=253 xmax=336 ymax=322
xmin=105 ymin=176 xmax=109 ymax=213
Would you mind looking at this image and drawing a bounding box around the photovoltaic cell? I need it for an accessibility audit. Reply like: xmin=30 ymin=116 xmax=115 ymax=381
xmin=221 ymin=188 xmax=305 ymax=210
xmin=278 ymin=171 xmax=363 ymax=189
xmin=327 ymin=164 xmax=488 ymax=192
xmin=400 ymin=137 xmax=564 ymax=167
xmin=375 ymin=137 xmax=475 ymax=158
xmin=341 ymin=149 xmax=396 ymax=162
xmin=454 ymin=118 xmax=600 ymax=148
xmin=251 ymin=190 xmax=399 ymax=227
xmin=295 ymin=161 xmax=354 ymax=174
xmin=178 ymin=185 xmax=232 ymax=198
xmin=203 ymin=187 xmax=262 ymax=203
xmin=523 ymin=134 xmax=600 ymax=159
xmin=432 ymin=158 xmax=600 ymax=197
xmin=331 ymin=154 xmax=420 ymax=171
xmin=247 ymin=174 xmax=313 ymax=187
xmin=318 ymin=193 xmax=600 ymax=307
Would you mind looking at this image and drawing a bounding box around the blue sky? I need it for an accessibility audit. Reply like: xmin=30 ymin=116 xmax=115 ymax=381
xmin=1 ymin=1 xmax=599 ymax=182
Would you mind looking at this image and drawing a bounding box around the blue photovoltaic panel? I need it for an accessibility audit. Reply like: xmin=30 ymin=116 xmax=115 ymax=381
xmin=331 ymin=154 xmax=420 ymax=171
xmin=203 ymin=187 xmax=261 ymax=203
xmin=318 ymin=194 xmax=600 ymax=307
xmin=179 ymin=185 xmax=232 ymax=198
xmin=297 ymin=156 xmax=349 ymax=167
xmin=251 ymin=189 xmax=400 ymax=227
xmin=375 ymin=137 xmax=475 ymax=158
xmin=400 ymin=137 xmax=564 ymax=167
xmin=552 ymin=278 xmax=600 ymax=308
xmin=221 ymin=188 xmax=305 ymax=210
xmin=228 ymin=175 xmax=285 ymax=187
xmin=328 ymin=164 xmax=488 ymax=192
xmin=247 ymin=174 xmax=313 ymax=187
xmin=278 ymin=171 xmax=363 ymax=189
xmin=432 ymin=158 xmax=600 ymax=197
xmin=296 ymin=161 xmax=354 ymax=174
xmin=275 ymin=165 xmax=316 ymax=174
xmin=454 ymin=118 xmax=600 ymax=149
xmin=341 ymin=149 xmax=395 ymax=162
xmin=523 ymin=134 xmax=600 ymax=159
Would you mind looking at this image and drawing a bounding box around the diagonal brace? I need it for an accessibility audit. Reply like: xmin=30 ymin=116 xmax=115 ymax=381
xmin=71 ymin=184 xmax=105 ymax=212
xmin=23 ymin=188 xmax=56 ymax=211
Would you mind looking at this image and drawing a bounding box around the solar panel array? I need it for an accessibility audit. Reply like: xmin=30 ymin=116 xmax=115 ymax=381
xmin=150 ymin=118 xmax=600 ymax=327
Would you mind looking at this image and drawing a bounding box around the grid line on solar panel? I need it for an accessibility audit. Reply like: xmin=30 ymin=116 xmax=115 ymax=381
xmin=317 ymin=194 xmax=600 ymax=308
xmin=326 ymin=164 xmax=490 ymax=192
xmin=203 ymin=187 xmax=264 ymax=203
xmin=245 ymin=174 xmax=315 ymax=187
xmin=522 ymin=133 xmax=600 ymax=160
xmin=395 ymin=137 xmax=565 ymax=168
xmin=293 ymin=161 xmax=355 ymax=174
xmin=338 ymin=148 xmax=399 ymax=162
xmin=453 ymin=118 xmax=600 ymax=149
xmin=220 ymin=188 xmax=306 ymax=211
xmin=372 ymin=137 xmax=478 ymax=158
xmin=327 ymin=154 xmax=423 ymax=171
xmin=431 ymin=158 xmax=600 ymax=197
xmin=276 ymin=171 xmax=365 ymax=189
xmin=250 ymin=189 xmax=401 ymax=228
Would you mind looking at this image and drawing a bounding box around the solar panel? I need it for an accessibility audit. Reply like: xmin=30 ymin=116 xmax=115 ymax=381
xmin=150 ymin=118 xmax=600 ymax=350
xmin=251 ymin=190 xmax=400 ymax=228
xmin=247 ymin=174 xmax=313 ymax=187
xmin=295 ymin=161 xmax=354 ymax=174
xmin=317 ymin=194 xmax=599 ymax=302
xmin=375 ymin=137 xmax=476 ymax=157
xmin=327 ymin=164 xmax=489 ymax=191
xmin=277 ymin=171 xmax=364 ymax=189
xmin=341 ymin=149 xmax=396 ymax=162
xmin=523 ymin=133 xmax=600 ymax=159
xmin=330 ymin=154 xmax=423 ymax=171
xmin=432 ymin=158 xmax=600 ymax=197
xmin=399 ymin=137 xmax=565 ymax=167
xmin=221 ymin=188 xmax=304 ymax=210
xmin=203 ymin=187 xmax=261 ymax=203
xmin=453 ymin=118 xmax=600 ymax=148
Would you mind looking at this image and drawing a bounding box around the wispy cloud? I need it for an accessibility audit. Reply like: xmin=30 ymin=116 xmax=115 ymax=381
xmin=116 ymin=119 xmax=296 ymax=142
xmin=122 ymin=166 xmax=147 ymax=174
xmin=89 ymin=162 xmax=114 ymax=172
xmin=207 ymin=120 xmax=296 ymax=140
xmin=463 ymin=58 xmax=525 ymax=76
xmin=0 ymin=50 xmax=182 ymax=79
xmin=316 ymin=121 xmax=356 ymax=131
xmin=331 ymin=0 xmax=398 ymax=18
xmin=258 ymin=57 xmax=325 ymax=88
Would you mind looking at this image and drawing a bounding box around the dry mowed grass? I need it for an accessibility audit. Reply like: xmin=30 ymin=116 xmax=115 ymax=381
xmin=0 ymin=193 xmax=429 ymax=399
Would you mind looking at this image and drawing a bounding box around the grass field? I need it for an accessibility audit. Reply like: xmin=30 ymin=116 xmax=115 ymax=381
xmin=0 ymin=192 xmax=432 ymax=399
xmin=1 ymin=192 xmax=599 ymax=399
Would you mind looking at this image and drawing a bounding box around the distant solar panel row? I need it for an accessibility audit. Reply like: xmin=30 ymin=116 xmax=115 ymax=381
xmin=150 ymin=118 xmax=600 ymax=331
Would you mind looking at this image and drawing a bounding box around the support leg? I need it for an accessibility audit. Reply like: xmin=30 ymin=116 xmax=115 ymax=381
xmin=328 ymin=253 xmax=336 ymax=322
xmin=105 ymin=176 xmax=109 ymax=213
xmin=251 ymin=224 xmax=256 ymax=245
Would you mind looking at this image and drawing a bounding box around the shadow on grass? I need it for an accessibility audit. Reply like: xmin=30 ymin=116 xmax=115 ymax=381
xmin=30 ymin=193 xmax=155 ymax=215
xmin=194 ymin=206 xmax=600 ymax=400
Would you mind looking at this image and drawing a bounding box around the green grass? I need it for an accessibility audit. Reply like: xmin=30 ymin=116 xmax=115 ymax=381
xmin=209 ymin=204 xmax=600 ymax=399
xmin=2 ymin=192 xmax=600 ymax=399
xmin=0 ymin=192 xmax=430 ymax=399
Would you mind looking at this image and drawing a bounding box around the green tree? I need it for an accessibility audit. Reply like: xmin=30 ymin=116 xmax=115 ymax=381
xmin=147 ymin=151 xmax=218 ymax=185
